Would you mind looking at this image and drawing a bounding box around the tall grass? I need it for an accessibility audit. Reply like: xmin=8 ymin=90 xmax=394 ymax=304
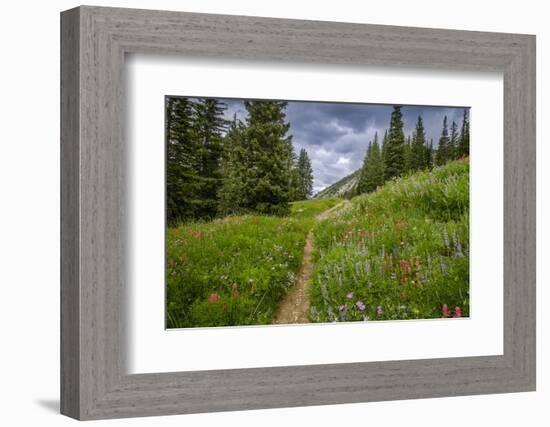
xmin=309 ymin=159 xmax=470 ymax=322
xmin=166 ymin=198 xmax=341 ymax=328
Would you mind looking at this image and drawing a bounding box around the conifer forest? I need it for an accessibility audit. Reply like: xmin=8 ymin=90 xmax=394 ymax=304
xmin=166 ymin=97 xmax=470 ymax=328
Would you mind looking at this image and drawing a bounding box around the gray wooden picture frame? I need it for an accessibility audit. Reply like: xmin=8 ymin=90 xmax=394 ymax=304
xmin=60 ymin=5 xmax=536 ymax=420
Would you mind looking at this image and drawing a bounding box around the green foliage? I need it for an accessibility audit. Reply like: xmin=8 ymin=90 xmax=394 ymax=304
xmin=290 ymin=198 xmax=341 ymax=219
xmin=435 ymin=116 xmax=450 ymax=166
xmin=166 ymin=198 xmax=341 ymax=328
xmin=166 ymin=97 xmax=199 ymax=224
xmin=165 ymin=97 xmax=227 ymax=224
xmin=309 ymin=158 xmax=470 ymax=323
xmin=293 ymin=148 xmax=314 ymax=200
xmin=383 ymin=106 xmax=405 ymax=180
xmin=449 ymin=120 xmax=459 ymax=161
xmin=411 ymin=116 xmax=428 ymax=171
xmin=192 ymin=98 xmax=227 ymax=218
xmin=357 ymin=133 xmax=384 ymax=195
xmin=458 ymin=109 xmax=470 ymax=158
xmin=219 ymin=100 xmax=294 ymax=216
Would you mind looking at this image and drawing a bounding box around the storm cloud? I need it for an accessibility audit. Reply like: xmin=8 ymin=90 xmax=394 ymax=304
xmin=219 ymin=98 xmax=467 ymax=194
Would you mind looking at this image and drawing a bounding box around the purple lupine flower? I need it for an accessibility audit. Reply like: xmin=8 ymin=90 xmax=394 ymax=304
xmin=440 ymin=262 xmax=447 ymax=274
xmin=356 ymin=301 xmax=366 ymax=311
xmin=346 ymin=292 xmax=353 ymax=299
xmin=339 ymin=305 xmax=348 ymax=312
xmin=365 ymin=259 xmax=371 ymax=275
xmin=376 ymin=305 xmax=384 ymax=316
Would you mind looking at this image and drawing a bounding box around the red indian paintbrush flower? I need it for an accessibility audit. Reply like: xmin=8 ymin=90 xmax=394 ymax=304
xmin=454 ymin=307 xmax=462 ymax=318
xmin=441 ymin=304 xmax=449 ymax=317
xmin=209 ymin=293 xmax=219 ymax=304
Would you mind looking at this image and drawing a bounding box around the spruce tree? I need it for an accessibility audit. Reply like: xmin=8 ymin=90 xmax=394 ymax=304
xmin=288 ymin=149 xmax=300 ymax=201
xmin=218 ymin=115 xmax=247 ymax=216
xmin=458 ymin=109 xmax=470 ymax=158
xmin=241 ymin=100 xmax=293 ymax=215
xmin=449 ymin=120 xmax=459 ymax=161
xmin=296 ymin=148 xmax=314 ymax=200
xmin=404 ymin=135 xmax=413 ymax=173
xmin=357 ymin=132 xmax=384 ymax=195
xmin=192 ymin=98 xmax=227 ymax=218
xmin=384 ymin=106 xmax=405 ymax=180
xmin=356 ymin=141 xmax=372 ymax=195
xmin=370 ymin=134 xmax=384 ymax=190
xmin=426 ymin=139 xmax=434 ymax=169
xmin=435 ymin=116 xmax=450 ymax=166
xmin=166 ymin=96 xmax=200 ymax=224
xmin=411 ymin=116 xmax=427 ymax=171
xmin=380 ymin=129 xmax=388 ymax=178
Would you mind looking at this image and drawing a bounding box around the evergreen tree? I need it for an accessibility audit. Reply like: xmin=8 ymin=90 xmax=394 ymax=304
xmin=426 ymin=139 xmax=434 ymax=169
xmin=458 ymin=109 xmax=470 ymax=157
xmin=356 ymin=141 xmax=372 ymax=195
xmin=218 ymin=115 xmax=247 ymax=216
xmin=296 ymin=148 xmax=314 ymax=199
xmin=411 ymin=116 xmax=427 ymax=171
xmin=166 ymin=96 xmax=200 ymax=224
xmin=222 ymin=100 xmax=293 ymax=216
xmin=384 ymin=106 xmax=405 ymax=180
xmin=380 ymin=129 xmax=388 ymax=178
xmin=357 ymin=132 xmax=384 ymax=195
xmin=288 ymin=149 xmax=300 ymax=201
xmin=192 ymin=98 xmax=227 ymax=218
xmin=369 ymin=134 xmax=385 ymax=190
xmin=449 ymin=120 xmax=458 ymax=161
xmin=435 ymin=116 xmax=450 ymax=166
xmin=404 ymin=135 xmax=413 ymax=173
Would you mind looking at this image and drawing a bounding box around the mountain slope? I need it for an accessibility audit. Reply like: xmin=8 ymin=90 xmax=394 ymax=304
xmin=314 ymin=169 xmax=360 ymax=199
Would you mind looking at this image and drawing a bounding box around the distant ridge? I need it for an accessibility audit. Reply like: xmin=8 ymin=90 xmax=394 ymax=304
xmin=314 ymin=169 xmax=361 ymax=199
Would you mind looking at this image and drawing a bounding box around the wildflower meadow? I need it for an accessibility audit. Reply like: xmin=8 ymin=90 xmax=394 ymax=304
xmin=309 ymin=158 xmax=469 ymax=322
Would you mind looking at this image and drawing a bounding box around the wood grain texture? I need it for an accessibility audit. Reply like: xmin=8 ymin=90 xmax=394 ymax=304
xmin=60 ymin=5 xmax=536 ymax=420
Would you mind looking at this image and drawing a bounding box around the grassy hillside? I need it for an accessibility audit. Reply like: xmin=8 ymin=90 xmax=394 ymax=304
xmin=166 ymin=198 xmax=341 ymax=328
xmin=314 ymin=169 xmax=360 ymax=199
xmin=309 ymin=158 xmax=470 ymax=322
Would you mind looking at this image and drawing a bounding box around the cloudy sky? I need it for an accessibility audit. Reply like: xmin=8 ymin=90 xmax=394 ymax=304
xmin=221 ymin=98 xmax=468 ymax=194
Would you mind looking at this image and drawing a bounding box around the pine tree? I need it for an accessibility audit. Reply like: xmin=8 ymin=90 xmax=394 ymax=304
xmin=225 ymin=100 xmax=293 ymax=216
xmin=218 ymin=115 xmax=247 ymax=216
xmin=380 ymin=129 xmax=388 ymax=178
xmin=384 ymin=106 xmax=405 ymax=180
xmin=192 ymin=98 xmax=227 ymax=218
xmin=458 ymin=109 xmax=470 ymax=158
xmin=404 ymin=135 xmax=413 ymax=173
xmin=370 ymin=134 xmax=385 ymax=190
xmin=357 ymin=132 xmax=384 ymax=195
xmin=435 ymin=116 xmax=450 ymax=166
xmin=426 ymin=140 xmax=434 ymax=169
xmin=356 ymin=141 xmax=372 ymax=195
xmin=411 ymin=116 xmax=427 ymax=171
xmin=166 ymin=96 xmax=200 ymax=224
xmin=296 ymin=148 xmax=314 ymax=200
xmin=449 ymin=120 xmax=458 ymax=161
xmin=288 ymin=149 xmax=300 ymax=201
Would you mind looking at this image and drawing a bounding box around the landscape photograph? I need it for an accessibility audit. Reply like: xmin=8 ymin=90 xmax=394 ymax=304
xmin=165 ymin=96 xmax=470 ymax=328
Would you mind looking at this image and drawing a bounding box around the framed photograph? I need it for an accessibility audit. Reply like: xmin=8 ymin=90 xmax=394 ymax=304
xmin=61 ymin=6 xmax=536 ymax=420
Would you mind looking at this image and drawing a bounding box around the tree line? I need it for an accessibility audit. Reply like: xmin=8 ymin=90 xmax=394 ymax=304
xmin=356 ymin=106 xmax=469 ymax=195
xmin=166 ymin=97 xmax=314 ymax=224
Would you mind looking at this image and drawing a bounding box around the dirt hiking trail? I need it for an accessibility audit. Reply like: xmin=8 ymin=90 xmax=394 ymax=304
xmin=272 ymin=200 xmax=351 ymax=324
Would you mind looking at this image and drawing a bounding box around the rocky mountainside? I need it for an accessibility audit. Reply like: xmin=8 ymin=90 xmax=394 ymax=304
xmin=314 ymin=169 xmax=360 ymax=199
